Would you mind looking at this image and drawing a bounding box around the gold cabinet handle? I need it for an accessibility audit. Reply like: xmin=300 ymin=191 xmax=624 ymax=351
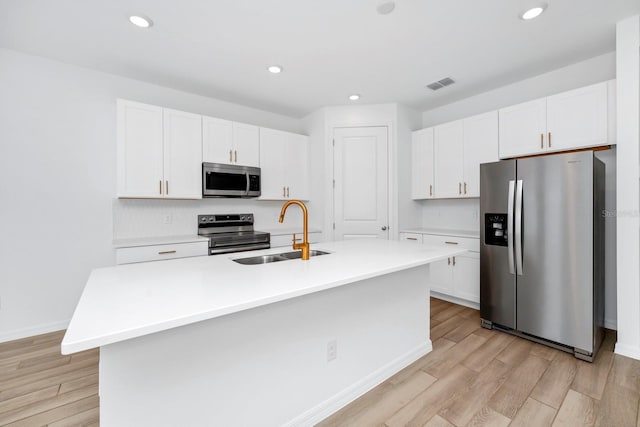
xmin=286 ymin=186 xmax=290 ymax=198
xmin=452 ymin=256 xmax=456 ymax=266
xmin=229 ymin=149 xmax=233 ymax=162
xmin=283 ymin=186 xmax=286 ymax=197
xmin=445 ymin=241 xmax=459 ymax=245
xmin=447 ymin=257 xmax=451 ymax=265
xmin=464 ymin=182 xmax=467 ymax=194
xmin=159 ymin=180 xmax=162 ymax=195
xmin=429 ymin=184 xmax=433 ymax=197
xmin=166 ymin=180 xmax=169 ymax=195
xmin=234 ymin=150 xmax=238 ymax=163
xmin=548 ymin=132 xmax=552 ymax=148
xmin=406 ymin=237 xmax=418 ymax=241
xmin=540 ymin=133 xmax=544 ymax=149
xmin=158 ymin=250 xmax=177 ymax=255
xmin=459 ymin=182 xmax=462 ymax=195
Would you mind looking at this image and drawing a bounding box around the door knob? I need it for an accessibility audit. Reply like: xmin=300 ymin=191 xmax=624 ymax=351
xmin=381 ymin=226 xmax=388 ymax=231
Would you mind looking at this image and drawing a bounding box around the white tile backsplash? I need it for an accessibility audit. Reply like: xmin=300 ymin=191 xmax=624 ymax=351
xmin=113 ymin=198 xmax=308 ymax=240
xmin=419 ymin=198 xmax=480 ymax=231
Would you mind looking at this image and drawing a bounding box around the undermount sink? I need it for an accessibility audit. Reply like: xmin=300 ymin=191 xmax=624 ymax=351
xmin=233 ymin=250 xmax=330 ymax=265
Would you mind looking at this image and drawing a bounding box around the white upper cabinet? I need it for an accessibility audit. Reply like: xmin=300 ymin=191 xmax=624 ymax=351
xmin=259 ymin=128 xmax=309 ymax=200
xmin=163 ymin=108 xmax=203 ymax=199
xmin=202 ymin=117 xmax=260 ymax=167
xmin=499 ymin=81 xmax=610 ymax=159
xmin=411 ymin=128 xmax=435 ymax=199
xmin=463 ymin=111 xmax=499 ymax=197
xmin=202 ymin=117 xmax=233 ymax=164
xmin=498 ymin=98 xmax=547 ymax=159
xmin=546 ymin=82 xmax=608 ymax=152
xmin=434 ymin=120 xmax=464 ymax=198
xmin=117 ymin=100 xmax=202 ymax=199
xmin=117 ymin=100 xmax=164 ymax=198
xmin=233 ymin=123 xmax=260 ymax=167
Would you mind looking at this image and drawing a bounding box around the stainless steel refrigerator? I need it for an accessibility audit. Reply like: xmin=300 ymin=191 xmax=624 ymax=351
xmin=480 ymin=151 xmax=605 ymax=362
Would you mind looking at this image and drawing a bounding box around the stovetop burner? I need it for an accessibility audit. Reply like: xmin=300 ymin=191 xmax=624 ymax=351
xmin=197 ymin=213 xmax=270 ymax=255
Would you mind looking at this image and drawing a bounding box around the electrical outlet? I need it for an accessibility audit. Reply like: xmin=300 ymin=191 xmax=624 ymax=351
xmin=163 ymin=214 xmax=172 ymax=225
xmin=327 ymin=339 xmax=337 ymax=361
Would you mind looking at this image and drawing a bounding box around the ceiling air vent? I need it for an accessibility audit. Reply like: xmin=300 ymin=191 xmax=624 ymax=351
xmin=426 ymin=77 xmax=456 ymax=91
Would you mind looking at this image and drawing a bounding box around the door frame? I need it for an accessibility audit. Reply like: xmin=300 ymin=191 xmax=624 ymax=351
xmin=326 ymin=121 xmax=395 ymax=241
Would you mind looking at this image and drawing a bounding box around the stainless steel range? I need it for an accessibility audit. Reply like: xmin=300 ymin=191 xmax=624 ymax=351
xmin=198 ymin=213 xmax=270 ymax=255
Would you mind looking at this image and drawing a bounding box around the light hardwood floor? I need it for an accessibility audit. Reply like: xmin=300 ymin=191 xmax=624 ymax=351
xmin=0 ymin=331 xmax=98 ymax=426
xmin=1 ymin=298 xmax=638 ymax=426
xmin=320 ymin=298 xmax=640 ymax=427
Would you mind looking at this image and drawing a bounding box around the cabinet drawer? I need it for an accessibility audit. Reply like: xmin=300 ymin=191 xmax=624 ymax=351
xmin=399 ymin=233 xmax=423 ymax=244
xmin=422 ymin=235 xmax=479 ymax=253
xmin=116 ymin=241 xmax=209 ymax=265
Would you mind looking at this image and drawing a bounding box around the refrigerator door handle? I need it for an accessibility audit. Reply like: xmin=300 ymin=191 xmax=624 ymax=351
xmin=515 ymin=180 xmax=524 ymax=275
xmin=508 ymin=180 xmax=515 ymax=275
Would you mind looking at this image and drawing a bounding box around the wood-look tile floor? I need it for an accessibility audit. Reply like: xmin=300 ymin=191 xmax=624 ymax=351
xmin=1 ymin=298 xmax=638 ymax=426
xmin=320 ymin=298 xmax=640 ymax=427
xmin=0 ymin=330 xmax=99 ymax=426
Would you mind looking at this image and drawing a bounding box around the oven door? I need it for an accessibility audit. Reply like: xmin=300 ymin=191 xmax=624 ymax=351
xmin=202 ymin=163 xmax=261 ymax=198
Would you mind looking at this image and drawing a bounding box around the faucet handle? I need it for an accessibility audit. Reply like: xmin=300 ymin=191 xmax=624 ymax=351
xmin=292 ymin=233 xmax=302 ymax=243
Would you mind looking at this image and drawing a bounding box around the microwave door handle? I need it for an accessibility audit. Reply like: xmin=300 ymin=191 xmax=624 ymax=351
xmin=245 ymin=172 xmax=250 ymax=196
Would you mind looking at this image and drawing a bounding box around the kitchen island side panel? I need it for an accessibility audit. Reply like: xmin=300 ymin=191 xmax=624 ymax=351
xmin=99 ymin=265 xmax=431 ymax=427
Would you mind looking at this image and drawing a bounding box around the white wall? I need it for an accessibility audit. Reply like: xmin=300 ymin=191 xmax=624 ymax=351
xmin=614 ymin=15 xmax=640 ymax=360
xmin=396 ymin=104 xmax=423 ymax=231
xmin=422 ymin=51 xmax=616 ymax=127
xmin=0 ymin=47 xmax=305 ymax=342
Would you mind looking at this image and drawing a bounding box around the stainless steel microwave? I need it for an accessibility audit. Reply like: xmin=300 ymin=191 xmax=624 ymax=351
xmin=202 ymin=163 xmax=261 ymax=198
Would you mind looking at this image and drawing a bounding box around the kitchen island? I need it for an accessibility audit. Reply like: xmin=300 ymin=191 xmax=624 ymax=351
xmin=62 ymin=239 xmax=466 ymax=426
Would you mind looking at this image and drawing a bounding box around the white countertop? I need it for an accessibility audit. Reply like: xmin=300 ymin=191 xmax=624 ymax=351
xmin=113 ymin=235 xmax=209 ymax=248
xmin=62 ymin=239 xmax=466 ymax=354
xmin=400 ymin=228 xmax=480 ymax=239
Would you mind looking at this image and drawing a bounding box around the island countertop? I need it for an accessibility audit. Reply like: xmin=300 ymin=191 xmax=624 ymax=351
xmin=61 ymin=239 xmax=467 ymax=354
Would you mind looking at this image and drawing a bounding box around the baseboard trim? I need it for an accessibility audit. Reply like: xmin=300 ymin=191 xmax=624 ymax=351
xmin=0 ymin=320 xmax=69 ymax=344
xmin=615 ymin=343 xmax=640 ymax=361
xmin=430 ymin=291 xmax=479 ymax=310
xmin=283 ymin=341 xmax=433 ymax=427
xmin=604 ymin=318 xmax=617 ymax=330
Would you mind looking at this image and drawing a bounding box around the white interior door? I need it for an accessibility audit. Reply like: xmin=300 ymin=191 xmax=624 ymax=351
xmin=333 ymin=127 xmax=388 ymax=240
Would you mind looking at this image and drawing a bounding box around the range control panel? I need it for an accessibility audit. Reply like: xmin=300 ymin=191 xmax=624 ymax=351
xmin=485 ymin=213 xmax=508 ymax=246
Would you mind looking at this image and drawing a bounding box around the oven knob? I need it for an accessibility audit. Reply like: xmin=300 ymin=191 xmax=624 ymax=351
xmin=208 ymin=216 xmax=214 ymax=221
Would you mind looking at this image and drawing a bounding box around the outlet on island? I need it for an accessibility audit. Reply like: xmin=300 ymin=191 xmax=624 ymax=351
xmin=163 ymin=214 xmax=172 ymax=225
xmin=327 ymin=339 xmax=337 ymax=362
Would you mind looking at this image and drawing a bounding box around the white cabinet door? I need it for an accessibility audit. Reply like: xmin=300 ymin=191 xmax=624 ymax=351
xmin=546 ymin=82 xmax=608 ymax=152
xmin=499 ymin=98 xmax=546 ymax=159
xmin=117 ymin=100 xmax=164 ymax=198
xmin=233 ymin=123 xmax=260 ymax=167
xmin=452 ymin=254 xmax=480 ymax=303
xmin=259 ymin=128 xmax=286 ymax=199
xmin=202 ymin=116 xmax=233 ymax=164
xmin=411 ymin=128 xmax=435 ymax=199
xmin=163 ymin=109 xmax=202 ymax=199
xmin=434 ymin=120 xmax=464 ymax=198
xmin=463 ymin=111 xmax=499 ymax=197
xmin=429 ymin=258 xmax=453 ymax=295
xmin=285 ymin=133 xmax=309 ymax=200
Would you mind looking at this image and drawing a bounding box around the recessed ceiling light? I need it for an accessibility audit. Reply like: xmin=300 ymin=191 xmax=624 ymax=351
xmin=520 ymin=4 xmax=546 ymax=20
xmin=349 ymin=94 xmax=360 ymax=101
xmin=377 ymin=1 xmax=396 ymax=15
xmin=267 ymin=65 xmax=283 ymax=74
xmin=129 ymin=15 xmax=153 ymax=28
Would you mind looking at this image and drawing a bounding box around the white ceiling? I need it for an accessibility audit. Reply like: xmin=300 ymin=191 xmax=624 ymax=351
xmin=1 ymin=0 xmax=638 ymax=117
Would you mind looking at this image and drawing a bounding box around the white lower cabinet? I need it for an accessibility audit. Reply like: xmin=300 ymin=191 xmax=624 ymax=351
xmin=400 ymin=231 xmax=480 ymax=306
xmin=116 ymin=242 xmax=208 ymax=265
